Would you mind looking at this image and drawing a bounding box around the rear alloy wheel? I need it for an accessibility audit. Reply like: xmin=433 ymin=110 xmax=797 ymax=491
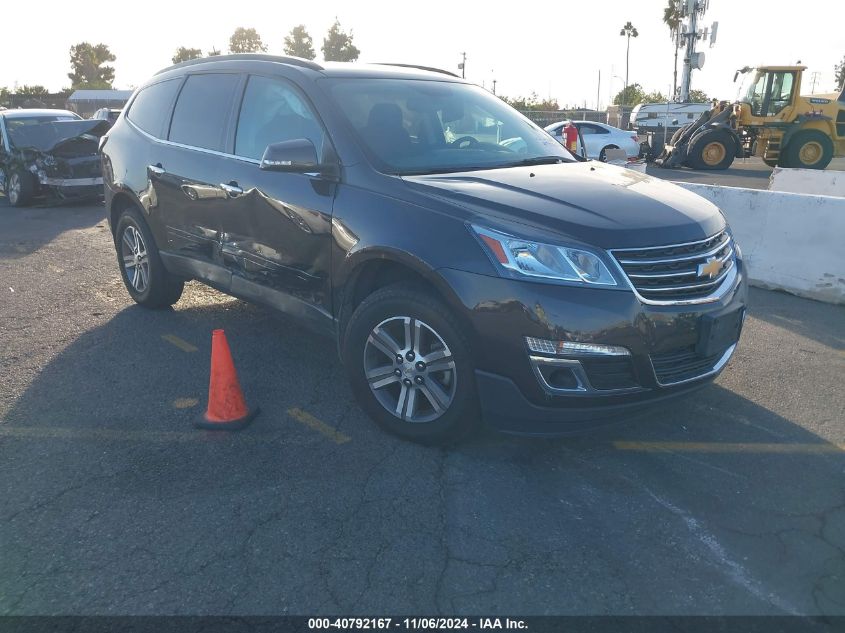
xmin=121 ymin=225 xmax=151 ymax=295
xmin=7 ymin=170 xmax=35 ymax=207
xmin=344 ymin=285 xmax=480 ymax=444
xmin=783 ymin=130 xmax=833 ymax=169
xmin=115 ymin=206 xmax=184 ymax=308
xmin=598 ymin=145 xmax=619 ymax=162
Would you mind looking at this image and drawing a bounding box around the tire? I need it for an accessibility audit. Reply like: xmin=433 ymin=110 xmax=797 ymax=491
xmin=114 ymin=205 xmax=184 ymax=308
xmin=342 ymin=284 xmax=480 ymax=444
xmin=7 ymin=169 xmax=35 ymax=207
xmin=782 ymin=130 xmax=833 ymax=170
xmin=598 ymin=145 xmax=619 ymax=162
xmin=687 ymin=129 xmax=735 ymax=170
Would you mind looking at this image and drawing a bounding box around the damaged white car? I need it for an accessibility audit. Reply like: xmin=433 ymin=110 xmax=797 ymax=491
xmin=0 ymin=109 xmax=108 ymax=207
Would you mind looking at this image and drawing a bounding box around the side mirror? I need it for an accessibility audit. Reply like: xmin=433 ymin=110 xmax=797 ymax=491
xmin=259 ymin=138 xmax=321 ymax=173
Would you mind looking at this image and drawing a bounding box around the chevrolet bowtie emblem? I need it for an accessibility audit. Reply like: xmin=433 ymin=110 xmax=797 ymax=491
xmin=697 ymin=256 xmax=723 ymax=279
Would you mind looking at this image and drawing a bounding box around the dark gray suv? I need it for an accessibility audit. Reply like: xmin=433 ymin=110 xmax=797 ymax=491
xmin=100 ymin=54 xmax=747 ymax=443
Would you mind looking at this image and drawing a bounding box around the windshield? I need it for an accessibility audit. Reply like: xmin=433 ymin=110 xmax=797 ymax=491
xmin=737 ymin=70 xmax=766 ymax=111
xmin=6 ymin=116 xmax=85 ymax=151
xmin=326 ymin=78 xmax=573 ymax=175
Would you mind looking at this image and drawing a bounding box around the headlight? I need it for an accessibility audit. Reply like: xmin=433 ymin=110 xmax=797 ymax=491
xmin=472 ymin=225 xmax=617 ymax=286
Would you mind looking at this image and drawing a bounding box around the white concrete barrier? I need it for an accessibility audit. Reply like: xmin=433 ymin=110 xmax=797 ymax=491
xmin=769 ymin=168 xmax=845 ymax=196
xmin=675 ymin=182 xmax=845 ymax=304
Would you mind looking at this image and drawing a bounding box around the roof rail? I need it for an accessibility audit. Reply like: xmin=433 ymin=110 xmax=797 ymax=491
xmin=155 ymin=54 xmax=324 ymax=75
xmin=374 ymin=63 xmax=460 ymax=78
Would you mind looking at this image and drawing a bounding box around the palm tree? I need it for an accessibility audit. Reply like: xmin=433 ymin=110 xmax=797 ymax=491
xmin=619 ymin=22 xmax=639 ymax=105
xmin=663 ymin=0 xmax=682 ymax=99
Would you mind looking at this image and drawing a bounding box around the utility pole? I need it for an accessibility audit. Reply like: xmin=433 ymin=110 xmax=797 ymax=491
xmin=619 ymin=22 xmax=639 ymax=105
xmin=492 ymin=79 xmax=497 ymax=95
xmin=596 ymin=69 xmax=601 ymax=111
xmin=809 ymin=71 xmax=821 ymax=94
xmin=458 ymin=52 xmax=466 ymax=79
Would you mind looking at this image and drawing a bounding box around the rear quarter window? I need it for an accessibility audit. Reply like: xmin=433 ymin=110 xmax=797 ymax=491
xmin=127 ymin=79 xmax=181 ymax=138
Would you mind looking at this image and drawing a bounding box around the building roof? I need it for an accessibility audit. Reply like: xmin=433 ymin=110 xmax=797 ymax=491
xmin=67 ymin=90 xmax=133 ymax=101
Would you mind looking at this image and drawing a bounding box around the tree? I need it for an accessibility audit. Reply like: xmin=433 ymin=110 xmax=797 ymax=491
xmin=642 ymin=90 xmax=668 ymax=104
xmin=172 ymin=47 xmax=203 ymax=64
xmin=321 ymin=19 xmax=360 ymax=62
xmin=688 ymin=89 xmax=709 ymax=103
xmin=67 ymin=42 xmax=116 ymax=89
xmin=663 ymin=0 xmax=682 ymax=99
xmin=836 ymin=55 xmax=845 ymax=90
xmin=613 ymin=83 xmax=645 ymax=106
xmin=16 ymin=85 xmax=50 ymax=97
xmin=499 ymin=93 xmax=559 ymax=111
xmin=1 ymin=86 xmax=12 ymax=106
xmin=229 ymin=27 xmax=267 ymax=54
xmin=284 ymin=25 xmax=316 ymax=60
xmin=619 ymin=22 xmax=639 ymax=105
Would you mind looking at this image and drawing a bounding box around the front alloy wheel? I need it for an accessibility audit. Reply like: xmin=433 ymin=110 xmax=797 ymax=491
xmin=364 ymin=316 xmax=457 ymax=423
xmin=344 ymin=284 xmax=480 ymax=444
xmin=121 ymin=225 xmax=150 ymax=293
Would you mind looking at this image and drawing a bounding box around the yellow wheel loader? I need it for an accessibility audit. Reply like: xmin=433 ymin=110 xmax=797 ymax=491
xmin=655 ymin=66 xmax=845 ymax=170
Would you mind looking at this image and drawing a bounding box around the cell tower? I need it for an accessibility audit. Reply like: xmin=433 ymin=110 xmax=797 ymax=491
xmin=677 ymin=0 xmax=718 ymax=102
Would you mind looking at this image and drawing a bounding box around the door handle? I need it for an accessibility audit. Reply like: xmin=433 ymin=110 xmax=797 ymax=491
xmin=148 ymin=163 xmax=165 ymax=177
xmin=219 ymin=181 xmax=243 ymax=198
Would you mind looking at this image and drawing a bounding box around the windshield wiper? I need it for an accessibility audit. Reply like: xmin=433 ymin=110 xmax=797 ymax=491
xmin=505 ymin=156 xmax=568 ymax=167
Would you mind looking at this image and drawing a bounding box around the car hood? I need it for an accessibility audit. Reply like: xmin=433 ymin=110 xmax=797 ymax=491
xmin=401 ymin=161 xmax=725 ymax=249
xmin=10 ymin=119 xmax=109 ymax=155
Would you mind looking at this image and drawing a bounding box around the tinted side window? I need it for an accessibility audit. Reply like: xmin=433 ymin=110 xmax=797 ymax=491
xmin=235 ymin=75 xmax=325 ymax=160
xmin=170 ymin=73 xmax=241 ymax=151
xmin=127 ymin=79 xmax=180 ymax=138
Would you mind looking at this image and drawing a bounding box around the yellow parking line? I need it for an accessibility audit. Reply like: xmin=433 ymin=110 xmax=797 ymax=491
xmin=614 ymin=441 xmax=845 ymax=454
xmin=173 ymin=397 xmax=199 ymax=409
xmin=161 ymin=334 xmax=198 ymax=353
xmin=287 ymin=408 xmax=351 ymax=444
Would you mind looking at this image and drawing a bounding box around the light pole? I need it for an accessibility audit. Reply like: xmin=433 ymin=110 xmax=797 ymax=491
xmin=458 ymin=52 xmax=466 ymax=79
xmin=619 ymin=21 xmax=639 ymax=105
xmin=610 ymin=74 xmax=624 ymax=104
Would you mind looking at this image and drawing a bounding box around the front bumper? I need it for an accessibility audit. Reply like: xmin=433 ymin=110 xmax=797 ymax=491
xmin=438 ymin=259 xmax=748 ymax=434
xmin=38 ymin=176 xmax=103 ymax=187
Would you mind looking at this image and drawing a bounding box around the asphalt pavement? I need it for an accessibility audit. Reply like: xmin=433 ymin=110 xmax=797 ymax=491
xmin=1 ymin=199 xmax=843 ymax=616
xmin=647 ymin=156 xmax=845 ymax=190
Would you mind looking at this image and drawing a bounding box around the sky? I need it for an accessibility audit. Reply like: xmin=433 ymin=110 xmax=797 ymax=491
xmin=2 ymin=0 xmax=842 ymax=107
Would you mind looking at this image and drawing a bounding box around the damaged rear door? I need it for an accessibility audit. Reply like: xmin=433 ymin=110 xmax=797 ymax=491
xmin=149 ymin=72 xmax=243 ymax=284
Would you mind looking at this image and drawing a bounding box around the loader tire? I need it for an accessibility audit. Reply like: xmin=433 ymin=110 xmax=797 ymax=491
xmin=687 ymin=129 xmax=735 ymax=170
xmin=782 ymin=130 xmax=833 ymax=170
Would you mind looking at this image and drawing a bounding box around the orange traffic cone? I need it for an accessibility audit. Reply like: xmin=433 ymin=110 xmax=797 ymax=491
xmin=195 ymin=329 xmax=258 ymax=430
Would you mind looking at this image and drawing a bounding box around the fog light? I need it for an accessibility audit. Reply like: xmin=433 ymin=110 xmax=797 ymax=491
xmin=525 ymin=336 xmax=630 ymax=356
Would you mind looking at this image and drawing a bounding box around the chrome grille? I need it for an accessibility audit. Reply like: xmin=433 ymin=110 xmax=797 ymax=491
xmin=611 ymin=230 xmax=736 ymax=304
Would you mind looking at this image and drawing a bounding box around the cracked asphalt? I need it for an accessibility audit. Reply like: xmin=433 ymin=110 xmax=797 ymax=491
xmin=0 ymin=200 xmax=843 ymax=616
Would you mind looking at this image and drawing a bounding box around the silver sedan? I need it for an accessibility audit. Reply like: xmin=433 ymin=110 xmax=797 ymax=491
xmin=545 ymin=121 xmax=641 ymax=161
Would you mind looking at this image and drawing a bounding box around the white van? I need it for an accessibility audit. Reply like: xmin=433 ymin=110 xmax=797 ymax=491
xmin=631 ymin=102 xmax=711 ymax=131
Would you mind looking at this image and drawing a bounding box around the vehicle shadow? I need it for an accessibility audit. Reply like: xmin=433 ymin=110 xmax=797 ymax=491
xmin=0 ymin=197 xmax=106 ymax=259
xmin=1 ymin=289 xmax=843 ymax=615
xmin=746 ymin=286 xmax=845 ymax=349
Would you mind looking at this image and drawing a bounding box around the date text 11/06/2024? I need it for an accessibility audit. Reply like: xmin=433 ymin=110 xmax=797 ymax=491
xmin=307 ymin=618 xmax=528 ymax=630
